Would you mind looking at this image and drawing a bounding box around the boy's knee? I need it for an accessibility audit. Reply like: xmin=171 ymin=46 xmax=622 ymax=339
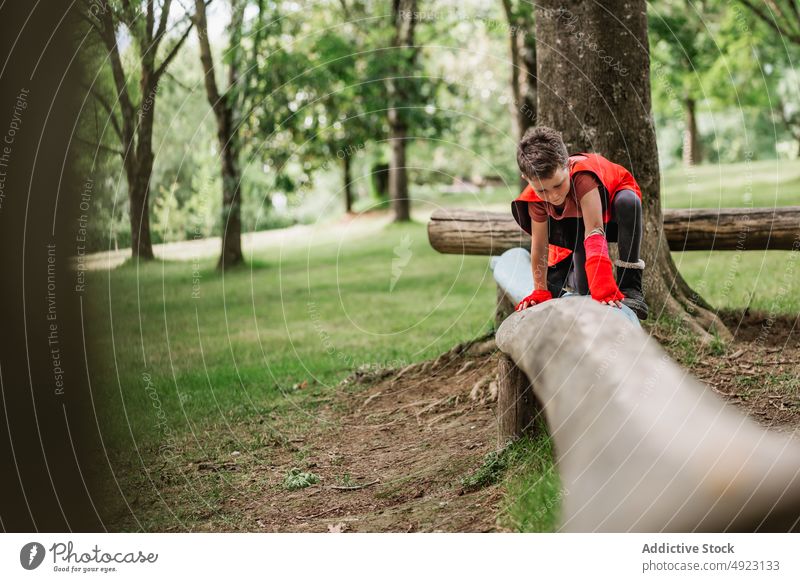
xmin=613 ymin=189 xmax=640 ymax=216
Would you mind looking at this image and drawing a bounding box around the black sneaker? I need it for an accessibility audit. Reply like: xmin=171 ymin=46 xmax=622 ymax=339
xmin=616 ymin=261 xmax=648 ymax=320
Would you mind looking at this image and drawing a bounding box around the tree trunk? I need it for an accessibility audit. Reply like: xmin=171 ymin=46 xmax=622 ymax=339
xmin=388 ymin=121 xmax=410 ymax=221
xmin=387 ymin=0 xmax=417 ymax=223
xmin=195 ymin=0 xmax=245 ymax=270
xmin=127 ymin=161 xmax=155 ymax=260
xmin=129 ymin=69 xmax=157 ymax=260
xmin=343 ymin=155 xmax=353 ymax=213
xmin=683 ymin=96 xmax=702 ymax=166
xmin=534 ymin=1 xmax=728 ymax=341
xmin=218 ymin=109 xmax=244 ymax=269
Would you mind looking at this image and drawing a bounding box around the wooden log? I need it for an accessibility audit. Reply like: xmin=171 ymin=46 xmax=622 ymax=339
xmin=427 ymin=207 xmax=800 ymax=254
xmin=495 ymin=296 xmax=800 ymax=532
xmin=663 ymin=206 xmax=800 ymax=251
xmin=495 ymin=285 xmax=515 ymax=330
xmin=496 ymin=353 xmax=541 ymax=447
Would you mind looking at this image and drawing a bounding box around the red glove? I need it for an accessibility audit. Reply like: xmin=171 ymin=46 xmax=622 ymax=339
xmin=584 ymin=233 xmax=624 ymax=303
xmin=515 ymin=289 xmax=552 ymax=311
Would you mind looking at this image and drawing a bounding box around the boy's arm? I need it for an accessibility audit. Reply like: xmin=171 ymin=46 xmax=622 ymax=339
xmin=578 ymin=187 xmax=604 ymax=236
xmin=531 ymin=218 xmax=549 ymax=291
xmin=579 ymin=188 xmax=624 ymax=307
xmin=516 ymin=218 xmax=551 ymax=311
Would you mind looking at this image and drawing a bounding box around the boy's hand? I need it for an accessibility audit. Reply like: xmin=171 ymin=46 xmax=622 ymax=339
xmin=584 ymin=254 xmax=625 ymax=306
xmin=583 ymin=233 xmax=625 ymax=308
xmin=515 ymin=289 xmax=552 ymax=311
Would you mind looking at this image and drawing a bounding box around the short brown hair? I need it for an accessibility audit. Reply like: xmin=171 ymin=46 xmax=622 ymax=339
xmin=516 ymin=126 xmax=569 ymax=180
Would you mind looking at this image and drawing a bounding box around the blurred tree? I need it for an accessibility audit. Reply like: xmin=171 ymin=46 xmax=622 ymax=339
xmin=501 ymin=0 xmax=537 ymax=189
xmin=297 ymin=2 xmax=387 ymax=214
xmin=80 ymin=0 xmax=196 ymax=259
xmin=194 ymin=0 xmax=247 ymax=269
xmin=386 ymin=0 xmax=419 ymax=221
xmin=649 ymin=0 xmax=722 ymax=166
xmin=535 ymin=0 xmax=729 ymax=340
xmin=738 ymin=0 xmax=800 ymax=45
xmin=707 ymin=6 xmax=800 ymax=157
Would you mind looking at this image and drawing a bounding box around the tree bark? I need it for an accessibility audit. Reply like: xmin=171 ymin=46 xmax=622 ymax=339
xmin=683 ymin=96 xmax=702 ymax=166
xmin=218 ymin=107 xmax=244 ymax=269
xmin=534 ymin=0 xmax=729 ymax=341
xmin=126 ymin=159 xmax=155 ymax=260
xmin=195 ymin=0 xmax=245 ymax=269
xmin=343 ymin=155 xmax=353 ymax=213
xmin=387 ymin=0 xmax=417 ymax=223
xmin=496 ymin=353 xmax=542 ymax=447
xmin=388 ymin=122 xmax=410 ymax=221
xmin=128 ymin=69 xmax=158 ymax=260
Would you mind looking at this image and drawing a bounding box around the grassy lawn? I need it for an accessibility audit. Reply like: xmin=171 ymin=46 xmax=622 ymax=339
xmin=91 ymin=159 xmax=800 ymax=531
xmin=661 ymin=158 xmax=800 ymax=208
xmin=410 ymin=157 xmax=800 ymax=211
xmin=89 ymin=220 xmax=498 ymax=448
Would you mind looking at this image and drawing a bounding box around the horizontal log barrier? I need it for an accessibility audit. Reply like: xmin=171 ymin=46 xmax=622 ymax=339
xmin=495 ymin=296 xmax=800 ymax=532
xmin=427 ymin=207 xmax=800 ymax=254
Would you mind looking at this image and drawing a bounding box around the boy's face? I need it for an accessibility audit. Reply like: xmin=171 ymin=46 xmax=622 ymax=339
xmin=523 ymin=166 xmax=570 ymax=205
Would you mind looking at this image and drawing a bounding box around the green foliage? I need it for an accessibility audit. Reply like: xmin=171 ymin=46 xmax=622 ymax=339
xmin=283 ymin=468 xmax=320 ymax=490
xmin=461 ymin=434 xmax=541 ymax=493
xmin=77 ymin=0 xmax=800 ymax=252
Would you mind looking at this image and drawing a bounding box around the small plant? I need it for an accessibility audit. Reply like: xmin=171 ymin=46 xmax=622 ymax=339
xmin=336 ymin=473 xmax=356 ymax=487
xmin=461 ymin=433 xmax=546 ymax=493
xmin=461 ymin=449 xmax=509 ymax=493
xmin=283 ymin=467 xmax=320 ymax=490
xmin=708 ymin=334 xmax=727 ymax=357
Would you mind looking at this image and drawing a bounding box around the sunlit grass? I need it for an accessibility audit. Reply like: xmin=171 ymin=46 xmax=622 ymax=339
xmin=87 ymin=220 xmax=497 ymax=448
xmin=90 ymin=159 xmax=800 ymax=531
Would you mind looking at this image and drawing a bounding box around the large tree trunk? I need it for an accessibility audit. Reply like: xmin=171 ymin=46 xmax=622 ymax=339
xmin=683 ymin=96 xmax=702 ymax=166
xmin=387 ymin=0 xmax=417 ymax=223
xmin=534 ymin=1 xmax=728 ymax=341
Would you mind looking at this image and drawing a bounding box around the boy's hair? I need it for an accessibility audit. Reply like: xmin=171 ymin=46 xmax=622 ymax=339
xmin=516 ymin=126 xmax=569 ymax=180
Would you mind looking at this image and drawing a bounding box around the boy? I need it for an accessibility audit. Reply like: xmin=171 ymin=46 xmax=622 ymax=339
xmin=511 ymin=126 xmax=648 ymax=319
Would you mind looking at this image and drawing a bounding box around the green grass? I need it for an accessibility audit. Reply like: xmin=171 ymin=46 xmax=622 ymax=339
xmin=87 ymin=220 xmax=498 ymax=449
xmin=412 ymin=158 xmax=800 ymax=212
xmin=90 ymin=159 xmax=800 ymax=531
xmin=661 ymin=158 xmax=800 ymax=209
xmin=498 ymin=429 xmax=563 ymax=533
xmin=672 ymin=249 xmax=800 ymax=314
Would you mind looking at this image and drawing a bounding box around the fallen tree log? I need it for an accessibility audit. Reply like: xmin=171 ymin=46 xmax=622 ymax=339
xmin=495 ymin=296 xmax=800 ymax=532
xmin=428 ymin=207 xmax=800 ymax=254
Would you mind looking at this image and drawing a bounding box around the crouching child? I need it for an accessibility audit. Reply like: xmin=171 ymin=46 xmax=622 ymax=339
xmin=511 ymin=126 xmax=648 ymax=319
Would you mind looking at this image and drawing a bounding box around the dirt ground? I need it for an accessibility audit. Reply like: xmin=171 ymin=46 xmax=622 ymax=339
xmin=232 ymin=336 xmax=509 ymax=532
xmin=686 ymin=310 xmax=800 ymax=433
xmin=190 ymin=309 xmax=799 ymax=533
